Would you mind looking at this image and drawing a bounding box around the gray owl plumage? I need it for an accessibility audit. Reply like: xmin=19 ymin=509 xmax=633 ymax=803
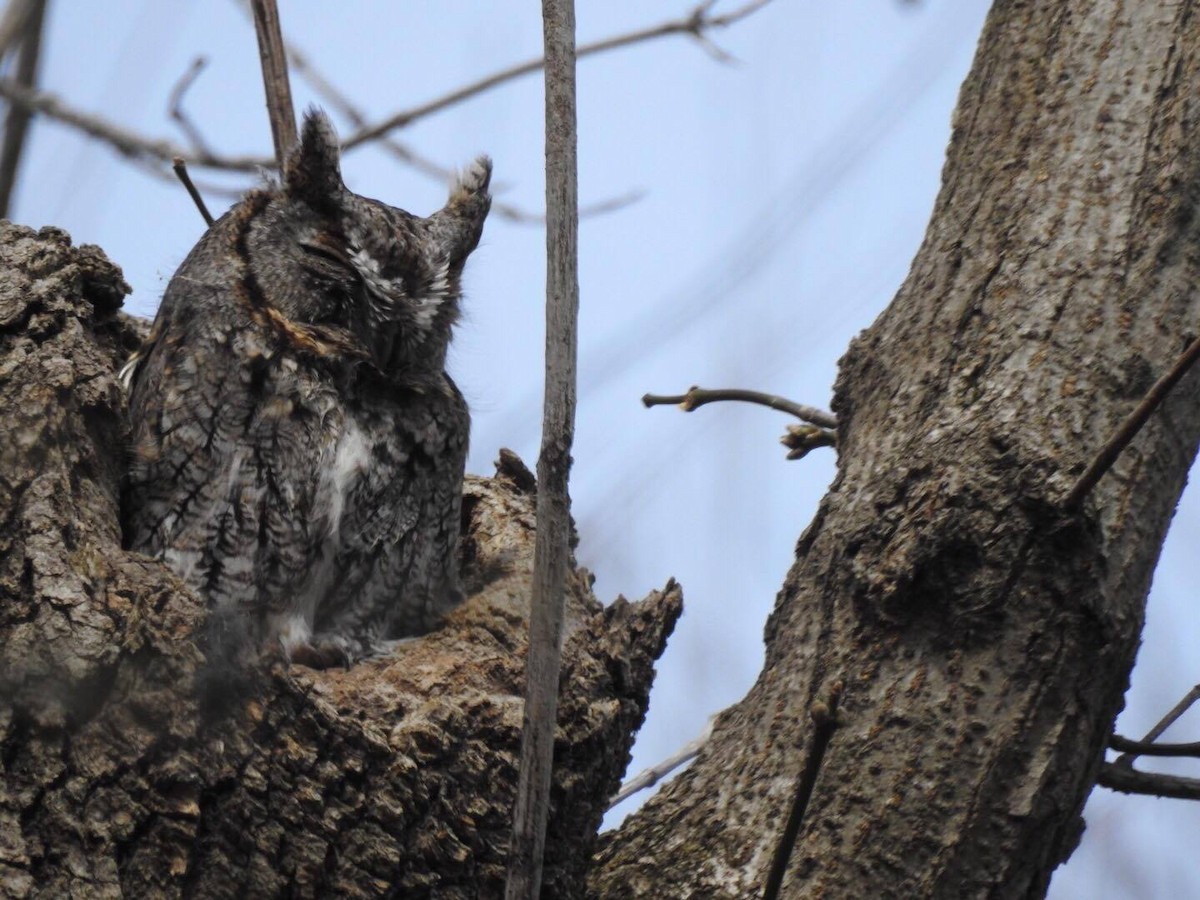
xmin=123 ymin=110 xmax=491 ymax=683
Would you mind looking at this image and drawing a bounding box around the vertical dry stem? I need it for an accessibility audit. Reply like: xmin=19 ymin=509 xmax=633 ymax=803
xmin=505 ymin=0 xmax=580 ymax=896
xmin=249 ymin=0 xmax=297 ymax=165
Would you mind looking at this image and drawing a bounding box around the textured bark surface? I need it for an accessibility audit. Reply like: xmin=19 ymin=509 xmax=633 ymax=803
xmin=592 ymin=2 xmax=1200 ymax=897
xmin=0 ymin=222 xmax=681 ymax=898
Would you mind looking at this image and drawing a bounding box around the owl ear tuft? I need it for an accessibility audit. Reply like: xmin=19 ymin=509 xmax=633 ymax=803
xmin=283 ymin=108 xmax=345 ymax=207
xmin=428 ymin=155 xmax=492 ymax=266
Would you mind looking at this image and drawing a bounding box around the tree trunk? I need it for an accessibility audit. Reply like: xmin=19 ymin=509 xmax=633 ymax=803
xmin=592 ymin=1 xmax=1200 ymax=896
xmin=0 ymin=221 xmax=680 ymax=898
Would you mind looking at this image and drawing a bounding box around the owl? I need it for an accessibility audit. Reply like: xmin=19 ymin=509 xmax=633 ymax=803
xmin=123 ymin=109 xmax=491 ymax=683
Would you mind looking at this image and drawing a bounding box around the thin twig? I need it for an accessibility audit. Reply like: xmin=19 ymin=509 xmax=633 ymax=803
xmin=271 ymin=34 xmax=451 ymax=181
xmin=1065 ymin=336 xmax=1200 ymax=509
xmin=0 ymin=1 xmax=773 ymax=178
xmin=249 ymin=0 xmax=297 ymax=165
xmin=133 ymin=155 xmax=243 ymax=200
xmin=505 ymin=0 xmax=580 ymax=896
xmin=0 ymin=0 xmax=45 ymax=218
xmin=342 ymin=0 xmax=776 ymax=151
xmin=172 ymin=157 xmax=214 ymax=226
xmin=1113 ymin=684 xmax=1200 ymax=769
xmin=2 ymin=66 xmax=638 ymax=226
xmin=781 ymin=423 xmax=838 ymax=460
xmin=0 ymin=0 xmax=35 ymax=62
xmin=0 ymin=78 xmax=266 ymax=171
xmin=230 ymin=0 xmax=641 ymax=225
xmin=643 ymin=386 xmax=838 ymax=429
xmin=763 ymin=680 xmax=844 ymax=900
xmin=607 ymin=717 xmax=715 ymax=810
xmin=497 ymin=188 xmax=646 ymax=224
xmin=167 ymin=56 xmax=214 ymax=157
xmin=1097 ymin=763 xmax=1200 ymax=801
xmin=1108 ymin=735 xmax=1200 ymax=757
xmin=227 ymin=0 xmax=451 ymax=171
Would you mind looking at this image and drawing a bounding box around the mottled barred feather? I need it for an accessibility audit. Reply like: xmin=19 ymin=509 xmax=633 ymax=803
xmin=123 ymin=109 xmax=490 ymax=698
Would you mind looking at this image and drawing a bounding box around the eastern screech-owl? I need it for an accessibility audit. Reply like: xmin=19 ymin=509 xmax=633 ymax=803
xmin=123 ymin=109 xmax=491 ymax=679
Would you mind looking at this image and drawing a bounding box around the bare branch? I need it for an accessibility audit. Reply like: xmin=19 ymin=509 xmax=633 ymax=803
xmin=1097 ymin=763 xmax=1200 ymax=801
xmin=505 ymin=0 xmax=579 ymax=896
xmin=0 ymin=0 xmax=771 ymax=192
xmin=0 ymin=0 xmax=35 ymax=61
xmin=233 ymin=0 xmax=641 ymax=225
xmin=499 ymin=188 xmax=647 ymax=224
xmin=283 ymin=49 xmax=451 ymax=180
xmin=642 ymin=386 xmax=838 ymax=428
xmin=171 ymin=157 xmax=214 ymax=227
xmin=608 ymin=717 xmax=714 ymax=810
xmin=0 ymin=60 xmax=638 ymax=225
xmin=131 ymin=155 xmax=243 ymax=202
xmin=166 ymin=56 xmax=215 ymax=157
xmin=0 ymin=78 xmax=267 ymax=171
xmin=227 ymin=0 xmax=453 ymax=183
xmin=764 ymin=680 xmax=844 ymax=900
xmin=0 ymin=0 xmax=45 ymax=217
xmin=644 ymin=387 xmax=837 ymax=461
xmin=1065 ymin=335 xmax=1200 ymax=509
xmin=1112 ymin=684 xmax=1200 ymax=769
xmin=342 ymin=0 xmax=776 ymax=151
xmin=781 ymin=423 xmax=838 ymax=460
xmin=249 ymin=0 xmax=297 ymax=164
xmin=1109 ymin=734 xmax=1200 ymax=758
xmin=691 ymin=32 xmax=738 ymax=64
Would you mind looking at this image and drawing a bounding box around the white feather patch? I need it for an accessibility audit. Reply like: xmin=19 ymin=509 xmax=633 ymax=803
xmin=275 ymin=612 xmax=313 ymax=655
xmin=412 ymin=258 xmax=451 ymax=330
xmin=321 ymin=417 xmax=369 ymax=537
xmin=118 ymin=352 xmax=141 ymax=391
xmin=454 ymin=156 xmax=492 ymax=196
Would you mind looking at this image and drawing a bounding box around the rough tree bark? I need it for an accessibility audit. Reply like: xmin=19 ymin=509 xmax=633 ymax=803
xmin=0 ymin=221 xmax=680 ymax=897
xmin=592 ymin=1 xmax=1200 ymax=896
xmin=5 ymin=1 xmax=1200 ymax=897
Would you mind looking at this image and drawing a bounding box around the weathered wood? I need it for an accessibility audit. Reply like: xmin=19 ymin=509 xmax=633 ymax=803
xmin=0 ymin=222 xmax=679 ymax=899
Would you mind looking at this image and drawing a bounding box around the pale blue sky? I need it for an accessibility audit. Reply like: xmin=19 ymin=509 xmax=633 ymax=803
xmin=10 ymin=2 xmax=1199 ymax=895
